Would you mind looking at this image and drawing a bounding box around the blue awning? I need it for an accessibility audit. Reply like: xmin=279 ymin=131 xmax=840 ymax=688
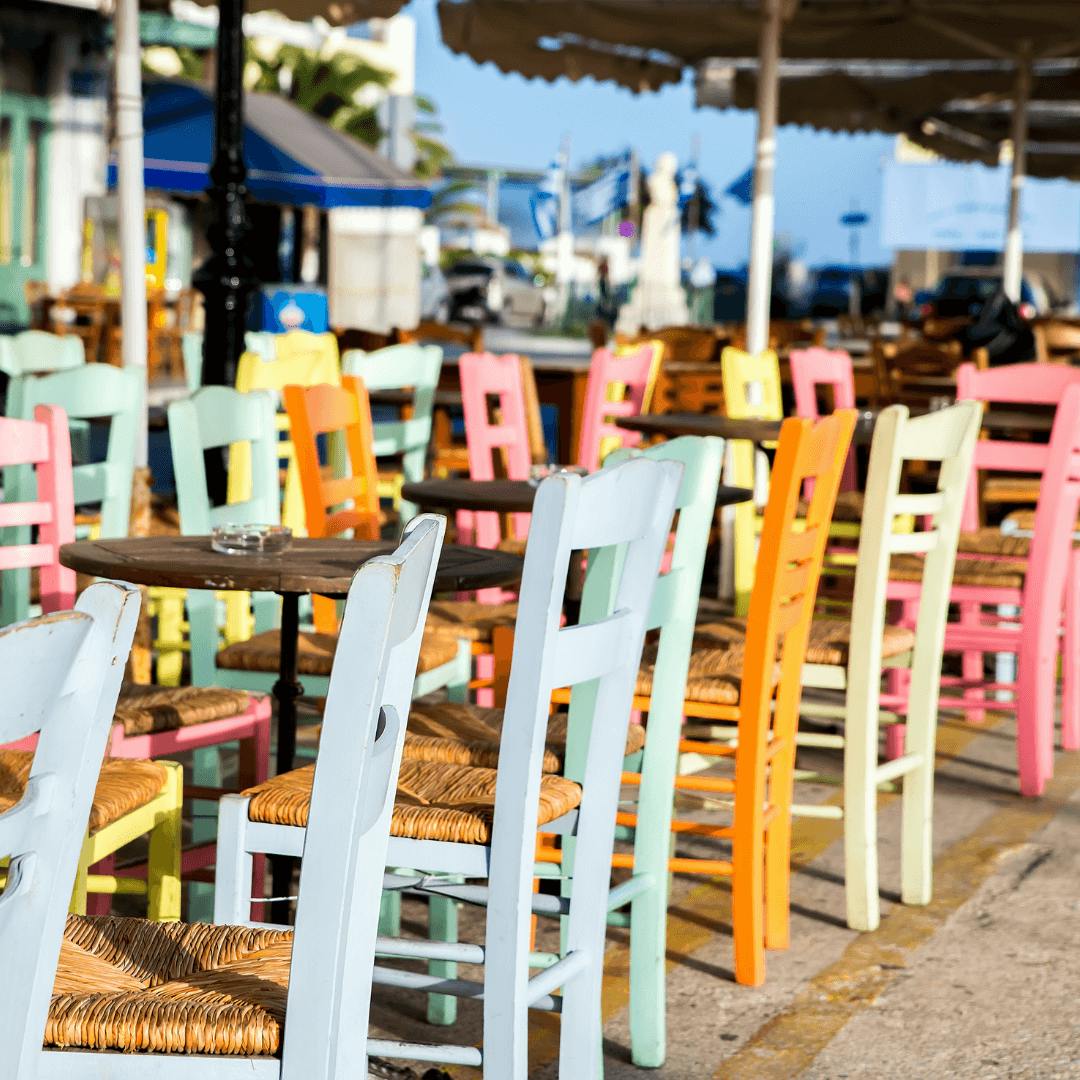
xmin=108 ymin=79 xmax=431 ymax=210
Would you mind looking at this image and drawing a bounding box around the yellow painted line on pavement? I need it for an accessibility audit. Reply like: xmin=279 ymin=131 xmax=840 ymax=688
xmin=714 ymin=745 xmax=1080 ymax=1079
xmin=498 ymin=715 xmax=998 ymax=1077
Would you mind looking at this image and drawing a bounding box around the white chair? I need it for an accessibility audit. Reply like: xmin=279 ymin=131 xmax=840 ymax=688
xmin=11 ymin=518 xmax=446 ymax=1079
xmin=217 ymin=458 xmax=682 ymax=1077
xmin=0 ymin=581 xmax=140 ymax=1078
xmin=797 ymin=402 xmax=982 ymax=930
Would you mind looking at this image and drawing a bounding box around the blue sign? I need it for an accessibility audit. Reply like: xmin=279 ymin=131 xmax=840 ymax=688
xmin=882 ymin=161 xmax=1080 ymax=253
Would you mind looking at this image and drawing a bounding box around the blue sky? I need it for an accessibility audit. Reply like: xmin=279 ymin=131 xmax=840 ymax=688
xmin=409 ymin=0 xmax=895 ymax=268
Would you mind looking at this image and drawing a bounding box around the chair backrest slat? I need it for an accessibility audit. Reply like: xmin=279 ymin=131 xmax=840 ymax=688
xmin=0 ymin=330 xmax=85 ymax=379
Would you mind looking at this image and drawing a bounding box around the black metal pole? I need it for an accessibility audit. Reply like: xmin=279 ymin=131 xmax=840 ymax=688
xmin=194 ymin=0 xmax=256 ymax=389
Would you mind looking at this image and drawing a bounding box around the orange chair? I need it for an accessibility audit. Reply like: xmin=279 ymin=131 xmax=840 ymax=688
xmin=283 ymin=375 xmax=381 ymax=633
xmin=623 ymin=409 xmax=857 ymax=986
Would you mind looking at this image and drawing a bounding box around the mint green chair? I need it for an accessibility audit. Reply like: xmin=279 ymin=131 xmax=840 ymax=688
xmin=166 ymin=387 xmax=304 ymax=693
xmin=0 ymin=330 xmax=85 ymax=378
xmin=341 ymin=343 xmax=443 ymax=521
xmin=562 ymin=434 xmax=725 ymax=1069
xmin=3 ymin=365 xmax=141 ymax=626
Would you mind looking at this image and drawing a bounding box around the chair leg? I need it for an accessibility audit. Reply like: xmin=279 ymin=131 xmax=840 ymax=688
xmin=1064 ymin=554 xmax=1080 ymax=753
xmin=444 ymin=640 xmax=471 ymax=704
xmin=732 ymin=809 xmax=765 ymax=986
xmin=85 ymin=856 xmax=115 ymax=917
xmin=427 ymin=887 xmax=460 ymax=1026
xmin=959 ymin=602 xmax=986 ymax=724
xmin=213 ymin=795 xmax=255 ymax=924
xmin=154 ymin=590 xmax=186 ymax=687
xmin=147 ymin=762 xmax=183 ymax=921
xmin=189 ymin=746 xmax=223 ymax=922
xmin=900 ymin=706 xmax=936 ymax=908
xmin=844 ymin=695 xmax=881 ymax=932
xmin=69 ymin=836 xmax=92 ymax=916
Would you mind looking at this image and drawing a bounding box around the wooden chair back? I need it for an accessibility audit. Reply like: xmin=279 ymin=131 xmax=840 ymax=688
xmin=458 ymin=351 xmax=533 ymax=550
xmin=8 ymin=364 xmax=140 ymax=536
xmin=0 ymin=331 xmax=85 ymax=379
xmin=342 ymin=343 xmax=444 ymax=520
xmin=285 ymin=375 xmax=380 ymax=544
xmin=518 ymin=355 xmax=548 ymax=464
xmin=872 ymin=336 xmax=976 ymax=408
xmin=0 ymin=582 xmax=139 ymax=1077
xmin=790 ymin=347 xmax=857 ymax=492
xmin=232 ymin=337 xmax=342 ymax=534
xmin=576 ymin=345 xmax=656 ymax=472
xmin=721 ymin=346 xmax=784 ymax=613
xmin=334 ymin=327 xmax=397 ymax=355
xmin=954 ymin=361 xmax=1080 ymax=530
xmin=281 ymin=516 xmax=445 ymax=1078
xmin=167 ymin=386 xmax=281 ymax=685
xmin=0 ymin=406 xmax=76 ymax=614
xmin=482 ymin=457 xmax=680 ymax=1076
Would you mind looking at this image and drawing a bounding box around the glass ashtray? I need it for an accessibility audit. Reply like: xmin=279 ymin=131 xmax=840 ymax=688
xmin=528 ymin=463 xmax=588 ymax=486
xmin=211 ymin=525 xmax=292 ymax=555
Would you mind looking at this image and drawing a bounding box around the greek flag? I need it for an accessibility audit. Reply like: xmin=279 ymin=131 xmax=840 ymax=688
xmin=530 ymin=160 xmax=562 ymax=241
xmin=573 ymin=152 xmax=632 ymax=226
xmin=678 ymin=163 xmax=698 ymax=209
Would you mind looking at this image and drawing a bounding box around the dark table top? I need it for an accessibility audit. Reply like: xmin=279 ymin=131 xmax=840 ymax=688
xmin=402 ymin=476 xmax=753 ymax=514
xmin=60 ymin=536 xmax=522 ymax=597
xmin=368 ymin=388 xmax=463 ymax=409
xmin=618 ymin=413 xmax=787 ymax=443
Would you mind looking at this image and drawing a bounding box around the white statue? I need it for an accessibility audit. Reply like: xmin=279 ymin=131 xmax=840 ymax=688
xmin=617 ymin=151 xmax=689 ymax=332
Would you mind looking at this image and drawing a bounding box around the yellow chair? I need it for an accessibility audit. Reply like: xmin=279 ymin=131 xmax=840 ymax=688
xmin=230 ymin=335 xmax=342 ymax=537
xmin=720 ymin=346 xmax=783 ymax=614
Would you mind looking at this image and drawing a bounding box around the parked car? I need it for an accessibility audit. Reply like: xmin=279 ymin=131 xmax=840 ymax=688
xmin=446 ymin=257 xmax=548 ymax=324
xmin=420 ymin=262 xmax=450 ymax=323
xmin=807 ymin=266 xmax=888 ymax=317
xmin=921 ymin=267 xmax=1062 ymax=321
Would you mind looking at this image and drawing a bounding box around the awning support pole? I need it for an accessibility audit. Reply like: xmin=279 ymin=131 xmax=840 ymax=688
xmin=114 ymin=0 xmax=148 ymax=466
xmin=194 ymin=0 xmax=256 ymax=388
xmin=745 ymin=0 xmax=782 ymax=355
xmin=1003 ymin=45 xmax=1032 ymax=304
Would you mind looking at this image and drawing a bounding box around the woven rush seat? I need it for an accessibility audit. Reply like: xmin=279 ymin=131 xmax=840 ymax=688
xmin=983 ymin=476 xmax=1041 ymax=504
xmin=0 ymin=752 xmax=165 ymax=835
xmin=1003 ymin=508 xmax=1080 ymax=536
xmin=890 ymin=554 xmax=1026 ymax=589
xmin=243 ymin=759 xmax=582 ymax=846
xmin=47 ymin=915 xmax=292 ymax=1056
xmin=955 ymin=526 xmax=1030 ymax=559
xmin=403 ymin=700 xmax=645 ymax=772
xmin=797 ymin=489 xmax=864 ymax=524
xmin=115 ymin=684 xmax=253 ymax=736
xmin=216 ymin=628 xmax=459 ymax=677
xmin=693 ymin=615 xmax=915 ymax=667
xmin=427 ymin=599 xmax=519 ymax=643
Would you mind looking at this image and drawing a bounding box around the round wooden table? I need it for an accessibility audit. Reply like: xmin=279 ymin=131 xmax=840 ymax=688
xmin=618 ymin=410 xmax=879 ymax=445
xmin=368 ymin=388 xmax=463 ymax=409
xmin=402 ymin=476 xmax=754 ymax=514
xmin=62 ymin=535 xmax=522 ymax=922
xmin=61 ymin=536 xmax=522 ymax=775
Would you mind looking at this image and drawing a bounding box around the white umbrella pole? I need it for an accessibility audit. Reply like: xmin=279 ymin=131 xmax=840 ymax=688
xmin=1003 ymin=48 xmax=1031 ymax=304
xmin=745 ymin=0 xmax=782 ymax=355
xmin=114 ymin=0 xmax=148 ymax=467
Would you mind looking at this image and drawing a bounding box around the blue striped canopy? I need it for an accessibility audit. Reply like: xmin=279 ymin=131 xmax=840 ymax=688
xmin=109 ymin=79 xmax=431 ymax=210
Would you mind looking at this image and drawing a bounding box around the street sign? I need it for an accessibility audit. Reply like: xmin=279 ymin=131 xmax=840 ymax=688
xmin=841 ymin=211 xmax=870 ymax=227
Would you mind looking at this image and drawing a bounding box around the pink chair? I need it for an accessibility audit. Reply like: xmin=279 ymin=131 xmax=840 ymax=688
xmin=457 ymin=351 xmax=532 ymax=554
xmin=0 ymin=406 xmax=272 ymax=915
xmin=888 ymin=365 xmax=1080 ymax=796
xmin=790 ymin=347 xmax=857 ymax=494
xmin=576 ymin=345 xmax=656 ymax=472
xmin=0 ymin=406 xmax=76 ymax=614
